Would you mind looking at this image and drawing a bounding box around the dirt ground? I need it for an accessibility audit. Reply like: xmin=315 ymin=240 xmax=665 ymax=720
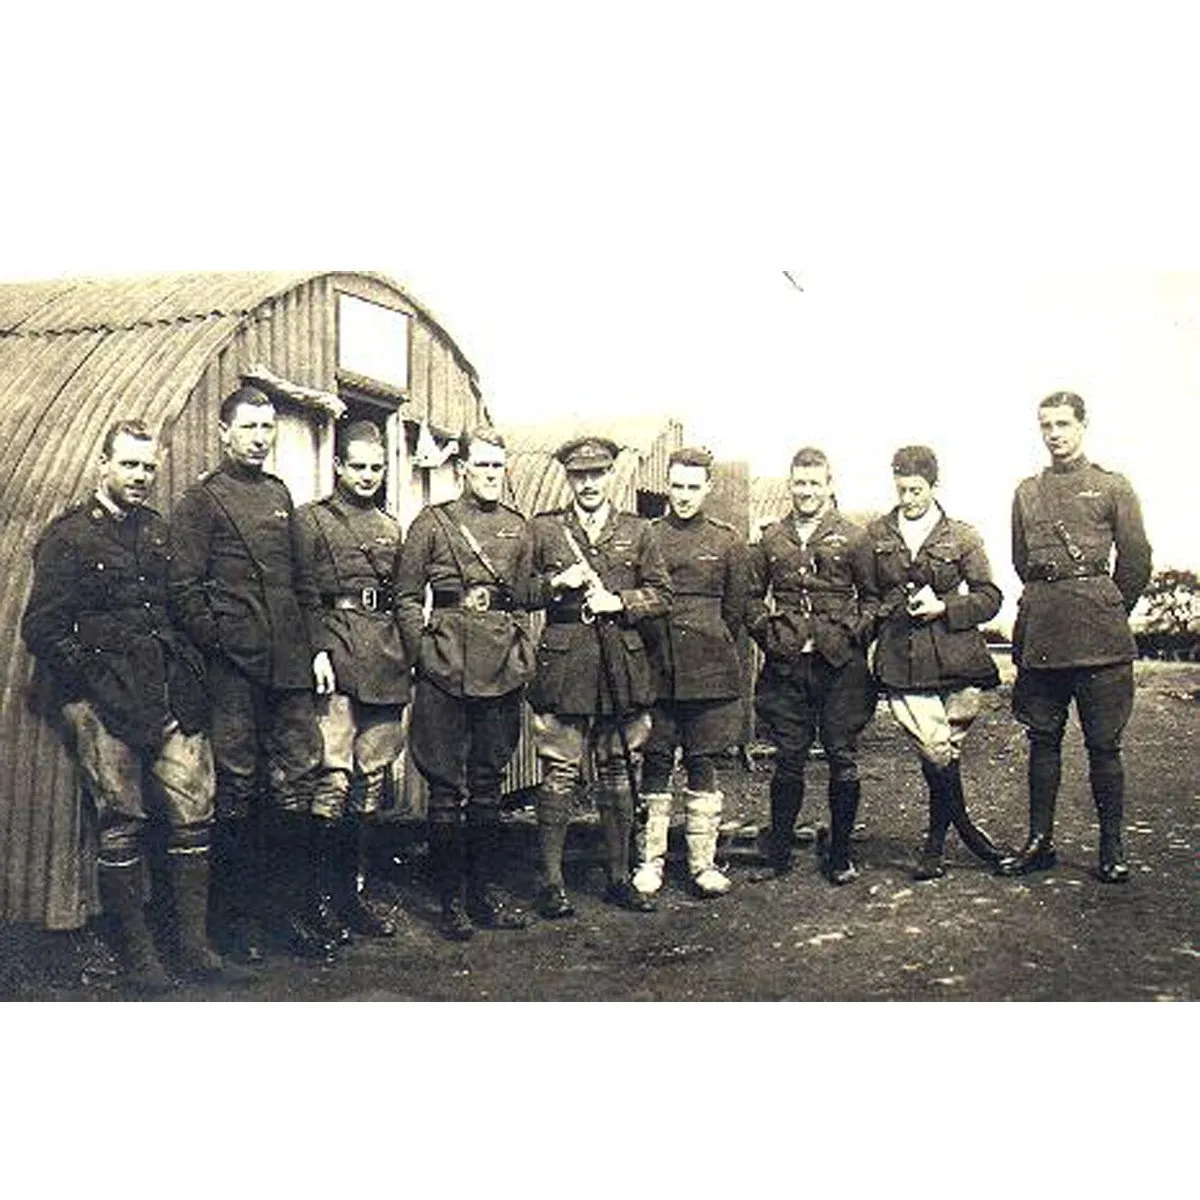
xmin=2 ymin=659 xmax=1196 ymax=1002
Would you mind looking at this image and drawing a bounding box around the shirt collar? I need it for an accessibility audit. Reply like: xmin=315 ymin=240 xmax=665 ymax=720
xmin=574 ymin=501 xmax=611 ymax=530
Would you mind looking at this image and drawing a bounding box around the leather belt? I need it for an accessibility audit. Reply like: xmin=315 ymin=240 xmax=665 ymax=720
xmin=546 ymin=605 xmax=588 ymax=624
xmin=324 ymin=588 xmax=393 ymax=612
xmin=432 ymin=586 xmax=516 ymax=613
xmin=1026 ymin=562 xmax=1109 ymax=582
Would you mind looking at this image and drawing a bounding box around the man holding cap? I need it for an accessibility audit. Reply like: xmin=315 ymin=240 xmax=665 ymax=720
xmin=525 ymin=435 xmax=672 ymax=917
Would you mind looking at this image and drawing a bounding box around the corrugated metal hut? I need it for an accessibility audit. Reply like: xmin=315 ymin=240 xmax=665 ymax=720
xmin=500 ymin=415 xmax=685 ymax=795
xmin=0 ymin=270 xmax=489 ymax=929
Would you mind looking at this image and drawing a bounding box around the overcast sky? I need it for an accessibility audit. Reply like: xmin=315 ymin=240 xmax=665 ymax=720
xmin=4 ymin=4 xmax=1197 ymax=621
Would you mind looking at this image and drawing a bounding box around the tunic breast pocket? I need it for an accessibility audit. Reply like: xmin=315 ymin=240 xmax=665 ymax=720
xmin=926 ymin=547 xmax=963 ymax=593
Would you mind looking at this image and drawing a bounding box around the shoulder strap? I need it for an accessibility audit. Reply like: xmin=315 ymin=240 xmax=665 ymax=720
xmin=430 ymin=505 xmax=509 ymax=590
xmin=1020 ymin=475 xmax=1086 ymax=563
xmin=201 ymin=475 xmax=270 ymax=576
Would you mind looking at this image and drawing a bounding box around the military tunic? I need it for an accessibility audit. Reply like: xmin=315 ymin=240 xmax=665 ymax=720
xmin=396 ymin=495 xmax=535 ymax=699
xmin=295 ymin=490 xmax=409 ymax=705
xmin=396 ymin=494 xmax=536 ymax=801
xmin=168 ymin=460 xmax=322 ymax=815
xmin=746 ymin=510 xmax=877 ymax=669
xmin=525 ymin=507 xmax=672 ymax=716
xmin=168 ymin=461 xmax=319 ymax=691
xmin=746 ymin=508 xmax=877 ymax=786
xmin=23 ymin=500 xmax=208 ymax=749
xmin=1011 ymin=457 xmax=1152 ymax=670
xmin=641 ymin=512 xmax=747 ymax=788
xmin=644 ymin=512 xmax=747 ymax=702
xmin=867 ymin=507 xmax=1001 ymax=692
xmin=21 ymin=498 xmax=215 ymax=856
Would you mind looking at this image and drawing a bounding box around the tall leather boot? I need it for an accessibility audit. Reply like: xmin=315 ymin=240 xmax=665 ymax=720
xmin=464 ymin=804 xmax=528 ymax=930
xmin=309 ymin=818 xmax=351 ymax=946
xmin=1090 ymin=748 xmax=1130 ymax=883
xmin=825 ymin=779 xmax=860 ymax=885
xmin=998 ymin=735 xmax=1060 ymax=876
xmin=428 ymin=818 xmax=474 ymax=940
xmin=913 ymin=760 xmax=953 ymax=881
xmin=684 ymin=789 xmax=732 ymax=897
xmin=209 ymin=817 xmax=264 ymax=964
xmin=167 ymin=849 xmax=255 ymax=984
xmin=264 ymin=810 xmax=336 ymax=959
xmin=98 ymin=858 xmax=171 ymax=994
xmin=338 ymin=814 xmax=396 ymax=937
xmin=632 ymin=791 xmax=673 ymax=895
xmin=599 ymin=783 xmax=656 ymax=912
xmin=535 ymin=775 xmax=575 ymax=918
xmin=761 ymin=770 xmax=804 ymax=875
xmin=944 ymin=760 xmax=1007 ymax=867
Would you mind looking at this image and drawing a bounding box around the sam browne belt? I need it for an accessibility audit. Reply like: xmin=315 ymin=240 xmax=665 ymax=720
xmin=431 ymin=585 xmax=517 ymax=613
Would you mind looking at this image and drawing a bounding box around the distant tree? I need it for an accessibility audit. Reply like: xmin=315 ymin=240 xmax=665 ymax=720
xmin=1132 ymin=569 xmax=1200 ymax=660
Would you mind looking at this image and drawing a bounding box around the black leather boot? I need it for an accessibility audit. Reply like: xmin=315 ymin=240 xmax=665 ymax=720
xmin=465 ymin=806 xmax=528 ymax=930
xmin=338 ymin=815 xmax=396 ymax=937
xmin=824 ymin=779 xmax=860 ymax=885
xmin=98 ymin=859 xmax=172 ymax=994
xmin=913 ymin=761 xmax=952 ymax=881
xmin=310 ymin=818 xmax=352 ymax=945
xmin=754 ymin=771 xmax=803 ymax=879
xmin=428 ymin=820 xmax=474 ymax=941
xmin=998 ymin=737 xmax=1059 ymax=876
xmin=209 ymin=817 xmax=265 ymax=964
xmin=168 ymin=851 xmax=256 ymax=984
xmin=944 ymin=761 xmax=1007 ymax=867
xmin=265 ymin=811 xmax=337 ymax=960
xmin=1092 ymin=749 xmax=1130 ymax=884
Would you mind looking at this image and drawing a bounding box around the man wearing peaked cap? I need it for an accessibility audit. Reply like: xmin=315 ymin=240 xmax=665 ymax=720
xmin=554 ymin=435 xmax=620 ymax=472
xmin=524 ymin=432 xmax=672 ymax=917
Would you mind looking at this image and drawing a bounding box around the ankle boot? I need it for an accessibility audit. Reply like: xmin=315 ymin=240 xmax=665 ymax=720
xmin=98 ymin=859 xmax=171 ymax=993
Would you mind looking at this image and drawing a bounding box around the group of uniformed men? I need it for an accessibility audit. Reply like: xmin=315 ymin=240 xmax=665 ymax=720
xmin=21 ymin=386 xmax=1152 ymax=990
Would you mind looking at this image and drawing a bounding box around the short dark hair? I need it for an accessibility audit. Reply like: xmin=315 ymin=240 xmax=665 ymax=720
xmin=102 ymin=418 xmax=155 ymax=457
xmin=789 ymin=446 xmax=830 ymax=474
xmin=668 ymin=446 xmax=714 ymax=476
xmin=336 ymin=419 xmax=384 ymax=459
xmin=220 ymin=384 xmax=274 ymax=425
xmin=891 ymin=445 xmax=939 ymax=485
xmin=1039 ymin=391 xmax=1086 ymax=422
xmin=458 ymin=425 xmax=507 ymax=461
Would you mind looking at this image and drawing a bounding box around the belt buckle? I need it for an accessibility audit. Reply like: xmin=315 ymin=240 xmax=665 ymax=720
xmin=462 ymin=584 xmax=491 ymax=613
xmin=360 ymin=587 xmax=378 ymax=612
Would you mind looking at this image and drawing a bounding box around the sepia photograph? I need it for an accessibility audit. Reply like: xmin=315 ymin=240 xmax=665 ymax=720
xmin=0 ymin=2 xmax=1194 ymax=1193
